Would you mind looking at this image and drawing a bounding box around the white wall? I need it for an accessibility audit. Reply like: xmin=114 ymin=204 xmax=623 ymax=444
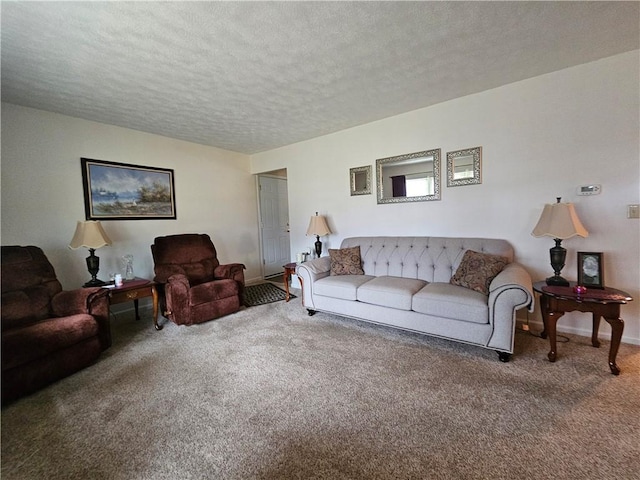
xmin=1 ymin=104 xmax=263 ymax=298
xmin=251 ymin=51 xmax=640 ymax=344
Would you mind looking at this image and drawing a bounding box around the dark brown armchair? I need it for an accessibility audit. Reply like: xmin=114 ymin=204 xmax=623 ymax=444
xmin=1 ymin=245 xmax=111 ymax=404
xmin=151 ymin=234 xmax=245 ymax=327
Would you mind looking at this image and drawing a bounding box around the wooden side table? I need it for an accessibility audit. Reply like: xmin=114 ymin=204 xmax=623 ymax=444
xmin=283 ymin=262 xmax=297 ymax=302
xmin=533 ymin=281 xmax=633 ymax=375
xmin=104 ymin=277 xmax=159 ymax=329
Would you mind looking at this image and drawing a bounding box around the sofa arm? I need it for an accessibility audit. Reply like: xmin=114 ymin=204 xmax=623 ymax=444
xmin=486 ymin=262 xmax=534 ymax=352
xmin=295 ymin=257 xmax=331 ymax=308
xmin=51 ymin=287 xmax=111 ymax=349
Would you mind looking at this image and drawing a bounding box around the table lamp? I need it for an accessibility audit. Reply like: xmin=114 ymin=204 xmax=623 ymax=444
xmin=532 ymin=197 xmax=588 ymax=286
xmin=69 ymin=220 xmax=112 ymax=287
xmin=306 ymin=212 xmax=331 ymax=258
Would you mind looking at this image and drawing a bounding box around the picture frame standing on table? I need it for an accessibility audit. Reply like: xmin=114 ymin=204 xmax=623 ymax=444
xmin=577 ymin=252 xmax=604 ymax=289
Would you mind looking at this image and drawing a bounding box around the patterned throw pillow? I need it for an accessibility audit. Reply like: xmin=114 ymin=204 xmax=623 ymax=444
xmin=329 ymin=246 xmax=365 ymax=276
xmin=450 ymin=250 xmax=508 ymax=294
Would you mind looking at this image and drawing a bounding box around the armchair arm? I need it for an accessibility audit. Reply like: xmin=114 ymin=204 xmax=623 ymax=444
xmin=295 ymin=257 xmax=331 ymax=308
xmin=214 ymin=263 xmax=246 ymax=305
xmin=214 ymin=263 xmax=246 ymax=284
xmin=51 ymin=287 xmax=112 ymax=349
xmin=164 ymin=274 xmax=192 ymax=326
xmin=486 ymin=262 xmax=534 ymax=352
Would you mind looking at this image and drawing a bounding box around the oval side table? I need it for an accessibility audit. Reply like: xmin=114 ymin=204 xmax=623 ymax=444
xmin=533 ymin=281 xmax=633 ymax=375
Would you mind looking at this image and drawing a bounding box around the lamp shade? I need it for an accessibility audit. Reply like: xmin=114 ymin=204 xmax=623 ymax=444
xmin=531 ymin=202 xmax=588 ymax=240
xmin=306 ymin=214 xmax=331 ymax=237
xmin=69 ymin=220 xmax=112 ymax=249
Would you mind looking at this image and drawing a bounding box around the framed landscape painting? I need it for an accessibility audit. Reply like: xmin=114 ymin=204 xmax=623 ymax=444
xmin=81 ymin=158 xmax=176 ymax=220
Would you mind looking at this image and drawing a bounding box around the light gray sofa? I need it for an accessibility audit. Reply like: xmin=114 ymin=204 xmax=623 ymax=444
xmin=296 ymin=236 xmax=533 ymax=361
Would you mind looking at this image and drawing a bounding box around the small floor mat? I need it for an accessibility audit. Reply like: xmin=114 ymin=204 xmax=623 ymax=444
xmin=244 ymin=283 xmax=295 ymax=307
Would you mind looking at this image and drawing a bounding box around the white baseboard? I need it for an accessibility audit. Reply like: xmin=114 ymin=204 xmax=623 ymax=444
xmin=245 ymin=275 xmax=265 ymax=285
xmin=516 ymin=318 xmax=640 ymax=346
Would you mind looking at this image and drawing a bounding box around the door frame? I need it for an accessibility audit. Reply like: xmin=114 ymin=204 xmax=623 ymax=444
xmin=256 ymin=171 xmax=290 ymax=280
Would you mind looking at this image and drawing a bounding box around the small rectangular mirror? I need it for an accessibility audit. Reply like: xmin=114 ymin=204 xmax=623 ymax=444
xmin=446 ymin=146 xmax=482 ymax=187
xmin=350 ymin=165 xmax=372 ymax=196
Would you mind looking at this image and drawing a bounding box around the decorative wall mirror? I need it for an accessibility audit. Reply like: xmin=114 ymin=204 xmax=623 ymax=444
xmin=446 ymin=146 xmax=482 ymax=187
xmin=350 ymin=165 xmax=372 ymax=196
xmin=376 ymin=149 xmax=441 ymax=204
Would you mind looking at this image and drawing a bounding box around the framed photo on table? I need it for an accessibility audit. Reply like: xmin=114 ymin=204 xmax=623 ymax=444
xmin=577 ymin=252 xmax=604 ymax=289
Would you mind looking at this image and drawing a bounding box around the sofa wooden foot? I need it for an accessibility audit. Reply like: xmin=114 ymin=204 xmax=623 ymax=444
xmin=307 ymin=309 xmax=316 ymax=316
xmin=497 ymin=351 xmax=511 ymax=362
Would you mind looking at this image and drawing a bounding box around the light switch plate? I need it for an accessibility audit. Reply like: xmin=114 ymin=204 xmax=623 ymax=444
xmin=628 ymin=204 xmax=639 ymax=219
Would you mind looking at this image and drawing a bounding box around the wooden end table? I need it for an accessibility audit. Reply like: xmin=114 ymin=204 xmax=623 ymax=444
xmin=533 ymin=281 xmax=633 ymax=375
xmin=103 ymin=277 xmax=159 ymax=330
xmin=283 ymin=262 xmax=297 ymax=302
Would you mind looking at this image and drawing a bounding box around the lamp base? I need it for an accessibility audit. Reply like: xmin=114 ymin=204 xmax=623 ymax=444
xmin=83 ymin=278 xmax=109 ymax=288
xmin=314 ymin=236 xmax=323 ymax=258
xmin=545 ymin=275 xmax=570 ymax=287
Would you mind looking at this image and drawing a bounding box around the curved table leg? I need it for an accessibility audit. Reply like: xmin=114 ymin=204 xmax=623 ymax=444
xmin=538 ymin=295 xmax=563 ymax=362
xmin=152 ymin=285 xmax=163 ymax=331
xmin=545 ymin=311 xmax=563 ymax=362
xmin=283 ymin=265 xmax=295 ymax=302
xmin=539 ymin=295 xmax=549 ymax=339
xmin=603 ymin=316 xmax=624 ymax=375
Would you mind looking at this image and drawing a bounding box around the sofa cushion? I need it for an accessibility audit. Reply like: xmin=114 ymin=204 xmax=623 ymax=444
xmin=412 ymin=283 xmax=488 ymax=324
xmin=450 ymin=250 xmax=508 ymax=294
xmin=329 ymin=246 xmax=364 ymax=276
xmin=314 ymin=275 xmax=375 ymax=301
xmin=357 ymin=276 xmax=427 ymax=311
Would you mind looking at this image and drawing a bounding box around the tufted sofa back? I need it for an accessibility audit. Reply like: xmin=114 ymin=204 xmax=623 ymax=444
xmin=340 ymin=237 xmax=514 ymax=283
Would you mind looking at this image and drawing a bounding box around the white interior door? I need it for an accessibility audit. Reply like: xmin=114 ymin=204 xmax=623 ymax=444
xmin=259 ymin=175 xmax=291 ymax=277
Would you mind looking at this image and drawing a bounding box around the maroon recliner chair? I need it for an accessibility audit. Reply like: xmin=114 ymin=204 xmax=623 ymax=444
xmin=151 ymin=234 xmax=245 ymax=327
xmin=1 ymin=245 xmax=111 ymax=404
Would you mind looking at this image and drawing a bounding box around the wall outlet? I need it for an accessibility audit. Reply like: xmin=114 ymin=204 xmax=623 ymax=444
xmin=628 ymin=204 xmax=639 ymax=219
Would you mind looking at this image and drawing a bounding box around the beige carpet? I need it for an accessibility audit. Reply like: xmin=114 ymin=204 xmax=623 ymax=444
xmin=2 ymin=293 xmax=639 ymax=479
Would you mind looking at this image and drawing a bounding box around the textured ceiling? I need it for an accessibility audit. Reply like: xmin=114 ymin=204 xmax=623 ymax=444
xmin=2 ymin=1 xmax=639 ymax=155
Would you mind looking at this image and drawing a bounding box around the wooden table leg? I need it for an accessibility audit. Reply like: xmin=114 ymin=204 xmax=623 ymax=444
xmin=284 ymin=271 xmax=290 ymax=302
xmin=539 ymin=295 xmax=549 ymax=339
xmin=134 ymin=299 xmax=140 ymax=320
xmin=545 ymin=311 xmax=564 ymax=363
xmin=591 ymin=314 xmax=601 ymax=348
xmin=539 ymin=293 xmax=563 ymax=363
xmin=604 ymin=315 xmax=624 ymax=375
xmin=283 ymin=265 xmax=295 ymax=302
xmin=152 ymin=284 xmax=162 ymax=331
